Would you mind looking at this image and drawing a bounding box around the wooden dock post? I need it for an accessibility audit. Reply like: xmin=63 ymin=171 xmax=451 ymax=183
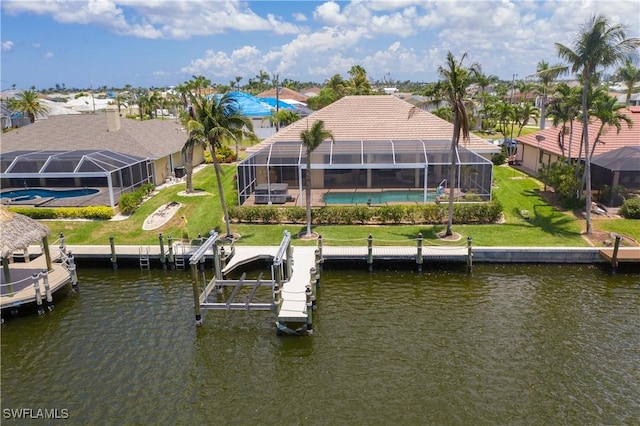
xmin=158 ymin=233 xmax=166 ymax=270
xmin=189 ymin=262 xmax=202 ymax=326
xmin=285 ymin=235 xmax=293 ymax=279
xmin=67 ymin=252 xmax=79 ymax=292
xmin=43 ymin=235 xmax=53 ymax=272
xmin=367 ymin=234 xmax=374 ymax=272
xmin=43 ymin=272 xmax=54 ymax=311
xmin=610 ymin=234 xmax=621 ymax=276
xmin=309 ymin=267 xmax=317 ymax=311
xmin=33 ymin=274 xmax=44 ymax=315
xmin=167 ymin=236 xmax=175 ymax=270
xmin=214 ymin=244 xmax=223 ymax=280
xmin=314 ymin=249 xmax=321 ymax=288
xmin=467 ymin=236 xmax=473 ymax=274
xmin=109 ymin=236 xmax=118 ymax=270
xmin=305 ymin=284 xmax=313 ymax=335
xmin=59 ymin=232 xmax=66 ymax=252
xmin=416 ymin=232 xmax=423 ymax=273
xmin=317 ymin=234 xmax=323 ymax=271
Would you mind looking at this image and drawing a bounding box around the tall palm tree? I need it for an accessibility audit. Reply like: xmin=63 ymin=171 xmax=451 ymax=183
xmin=556 ymin=14 xmax=639 ymax=234
xmin=535 ymin=60 xmax=566 ymax=129
xmin=300 ymin=120 xmax=335 ymax=237
xmin=189 ymin=94 xmax=258 ymax=237
xmin=9 ymin=90 xmax=49 ymax=123
xmin=425 ymin=51 xmax=479 ymax=237
xmin=617 ymin=58 xmax=640 ymax=106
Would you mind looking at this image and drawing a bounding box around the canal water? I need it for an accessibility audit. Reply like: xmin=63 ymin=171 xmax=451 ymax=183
xmin=1 ymin=263 xmax=639 ymax=425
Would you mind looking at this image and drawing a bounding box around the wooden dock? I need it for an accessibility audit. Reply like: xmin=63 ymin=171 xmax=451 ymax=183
xmin=599 ymin=247 xmax=640 ymax=263
xmin=1 ymin=254 xmax=71 ymax=310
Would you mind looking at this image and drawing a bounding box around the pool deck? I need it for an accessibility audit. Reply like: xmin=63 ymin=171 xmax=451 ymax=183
xmin=1 ymin=187 xmax=111 ymax=208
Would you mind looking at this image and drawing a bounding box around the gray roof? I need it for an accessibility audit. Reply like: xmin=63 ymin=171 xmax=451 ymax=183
xmin=0 ymin=113 xmax=188 ymax=159
xmin=592 ymin=146 xmax=640 ymax=172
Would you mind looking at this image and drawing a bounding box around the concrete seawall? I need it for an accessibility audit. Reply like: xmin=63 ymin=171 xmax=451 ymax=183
xmin=31 ymin=244 xmax=616 ymax=265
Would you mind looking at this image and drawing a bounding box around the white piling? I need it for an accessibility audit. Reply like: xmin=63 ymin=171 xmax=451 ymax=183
xmin=43 ymin=271 xmax=54 ymax=311
xmin=33 ymin=274 xmax=44 ymax=315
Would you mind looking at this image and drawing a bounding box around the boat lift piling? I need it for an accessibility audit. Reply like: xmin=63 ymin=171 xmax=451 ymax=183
xmin=167 ymin=236 xmax=175 ymax=270
xmin=109 ymin=236 xmax=118 ymax=270
xmin=467 ymin=237 xmax=473 ymax=274
xmin=610 ymin=234 xmax=621 ymax=276
xmin=188 ymin=231 xmax=220 ymax=326
xmin=158 ymin=233 xmax=166 ymax=270
xmin=416 ymin=233 xmax=424 ymax=272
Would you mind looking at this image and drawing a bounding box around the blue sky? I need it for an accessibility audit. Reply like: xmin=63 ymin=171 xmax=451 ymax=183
xmin=1 ymin=0 xmax=639 ymax=91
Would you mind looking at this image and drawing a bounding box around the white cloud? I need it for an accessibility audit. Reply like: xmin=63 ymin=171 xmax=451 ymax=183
xmin=32 ymin=43 xmax=41 ymax=49
xmin=292 ymin=12 xmax=307 ymax=22
xmin=2 ymin=41 xmax=15 ymax=51
xmin=1 ymin=0 xmax=302 ymax=40
xmin=44 ymin=52 xmax=54 ymax=59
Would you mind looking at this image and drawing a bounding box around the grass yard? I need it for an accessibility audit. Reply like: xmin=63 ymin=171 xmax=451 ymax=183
xmin=42 ymin=163 xmax=636 ymax=248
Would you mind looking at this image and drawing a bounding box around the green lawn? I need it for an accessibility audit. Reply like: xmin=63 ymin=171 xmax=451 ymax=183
xmin=43 ymin=163 xmax=636 ymax=247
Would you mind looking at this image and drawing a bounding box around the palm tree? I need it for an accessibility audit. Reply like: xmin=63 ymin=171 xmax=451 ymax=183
xmin=9 ymin=90 xmax=49 ymax=123
xmin=617 ymin=58 xmax=640 ymax=106
xmin=300 ymin=120 xmax=335 ymax=237
xmin=556 ymin=14 xmax=639 ymax=234
xmin=535 ymin=60 xmax=566 ymax=129
xmin=514 ymin=102 xmax=540 ymax=136
xmin=422 ymin=51 xmax=479 ymax=237
xmin=189 ymin=94 xmax=258 ymax=237
xmin=589 ymin=92 xmax=632 ymax=160
xmin=181 ymin=109 xmax=205 ymax=194
xmin=347 ymin=65 xmax=371 ymax=95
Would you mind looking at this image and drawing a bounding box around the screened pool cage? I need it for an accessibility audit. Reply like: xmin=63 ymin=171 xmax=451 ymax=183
xmin=237 ymin=140 xmax=493 ymax=206
xmin=1 ymin=150 xmax=154 ymax=207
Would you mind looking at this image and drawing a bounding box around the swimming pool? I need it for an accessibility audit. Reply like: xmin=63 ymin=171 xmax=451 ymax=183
xmin=1 ymin=188 xmax=99 ymax=201
xmin=323 ymin=190 xmax=436 ymax=204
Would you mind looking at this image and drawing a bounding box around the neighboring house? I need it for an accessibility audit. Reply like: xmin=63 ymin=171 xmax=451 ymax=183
xmin=515 ymin=106 xmax=639 ymax=183
xmin=0 ymin=107 xmax=203 ymax=208
xmin=616 ymin=93 xmax=640 ymax=107
xmin=238 ymin=95 xmax=499 ymax=206
xmin=256 ymin=87 xmax=309 ymax=103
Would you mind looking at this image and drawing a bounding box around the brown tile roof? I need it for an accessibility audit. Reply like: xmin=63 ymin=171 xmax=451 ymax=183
xmin=517 ymin=106 xmax=640 ymax=158
xmin=1 ymin=113 xmax=188 ymax=159
xmin=248 ymin=95 xmax=498 ymax=154
xmin=256 ymin=87 xmax=308 ymax=102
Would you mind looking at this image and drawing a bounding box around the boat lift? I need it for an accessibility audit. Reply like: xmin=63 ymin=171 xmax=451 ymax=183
xmin=188 ymin=231 xmax=293 ymax=327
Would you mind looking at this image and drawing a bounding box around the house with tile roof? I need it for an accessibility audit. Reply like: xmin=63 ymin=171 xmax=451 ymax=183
xmin=256 ymin=87 xmax=308 ymax=103
xmin=514 ymin=106 xmax=640 ymax=184
xmin=238 ymin=95 xmax=500 ymax=206
xmin=1 ymin=107 xmax=203 ymax=208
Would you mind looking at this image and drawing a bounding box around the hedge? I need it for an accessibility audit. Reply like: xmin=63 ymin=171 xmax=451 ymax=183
xmin=619 ymin=197 xmax=640 ymax=219
xmin=8 ymin=206 xmax=114 ymax=220
xmin=229 ymin=201 xmax=502 ymax=225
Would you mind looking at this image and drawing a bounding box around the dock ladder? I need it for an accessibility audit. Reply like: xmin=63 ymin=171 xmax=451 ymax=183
xmin=139 ymin=246 xmax=150 ymax=270
xmin=174 ymin=244 xmax=186 ymax=269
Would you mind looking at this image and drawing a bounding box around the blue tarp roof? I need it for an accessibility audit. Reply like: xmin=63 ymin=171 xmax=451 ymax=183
xmin=259 ymin=97 xmax=296 ymax=110
xmin=210 ymin=91 xmax=274 ymax=117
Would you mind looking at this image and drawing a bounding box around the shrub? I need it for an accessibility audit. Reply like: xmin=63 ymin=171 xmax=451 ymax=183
xmin=8 ymin=206 xmax=114 ymax=219
xmin=118 ymin=192 xmax=142 ymax=214
xmin=281 ymin=207 xmax=306 ymax=223
xmin=619 ymin=197 xmax=640 ymax=219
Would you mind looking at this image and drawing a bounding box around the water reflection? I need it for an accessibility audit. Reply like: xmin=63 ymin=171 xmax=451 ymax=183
xmin=1 ymin=264 xmax=639 ymax=424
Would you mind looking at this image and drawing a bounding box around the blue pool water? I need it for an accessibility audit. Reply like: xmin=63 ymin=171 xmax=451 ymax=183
xmin=1 ymin=188 xmax=98 ymax=201
xmin=323 ymin=190 xmax=435 ymax=204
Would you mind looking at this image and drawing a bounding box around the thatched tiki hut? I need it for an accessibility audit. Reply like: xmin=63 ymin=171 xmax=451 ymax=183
xmin=0 ymin=207 xmax=53 ymax=288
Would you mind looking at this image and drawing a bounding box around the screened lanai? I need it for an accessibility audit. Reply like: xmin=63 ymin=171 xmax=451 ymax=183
xmin=1 ymin=150 xmax=154 ymax=208
xmin=237 ymin=140 xmax=493 ymax=206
